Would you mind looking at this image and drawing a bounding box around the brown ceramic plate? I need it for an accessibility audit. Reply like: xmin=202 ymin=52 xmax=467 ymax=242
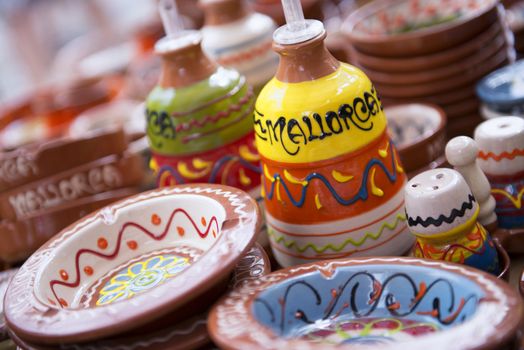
xmin=443 ymin=97 xmax=481 ymax=119
xmin=385 ymin=103 xmax=447 ymax=174
xmin=0 ymin=269 xmax=18 ymax=341
xmin=5 ymin=184 xmax=261 ymax=345
xmin=342 ymin=0 xmax=499 ymax=57
xmin=208 ymin=257 xmax=522 ymax=350
xmin=380 ymin=85 xmax=477 ymax=106
xmin=0 ymin=152 xmax=145 ymax=220
xmin=374 ymin=48 xmax=510 ymax=98
xmin=0 ymin=128 xmax=127 ymax=192
xmin=349 ymin=20 xmax=503 ymax=73
xmin=0 ymin=188 xmax=139 ymax=264
xmin=360 ymin=31 xmax=506 ymax=85
xmin=9 ymin=244 xmax=270 ymax=350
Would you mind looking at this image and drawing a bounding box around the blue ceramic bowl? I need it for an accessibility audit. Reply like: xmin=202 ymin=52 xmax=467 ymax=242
xmin=476 ymin=60 xmax=524 ymax=114
xmin=209 ymin=257 xmax=522 ymax=350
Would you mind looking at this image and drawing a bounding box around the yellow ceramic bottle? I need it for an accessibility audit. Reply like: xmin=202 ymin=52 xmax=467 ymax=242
xmin=256 ymin=1 xmax=413 ymax=267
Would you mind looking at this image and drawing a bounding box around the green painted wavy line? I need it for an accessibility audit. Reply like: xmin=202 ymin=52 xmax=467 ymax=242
xmin=269 ymin=214 xmax=407 ymax=253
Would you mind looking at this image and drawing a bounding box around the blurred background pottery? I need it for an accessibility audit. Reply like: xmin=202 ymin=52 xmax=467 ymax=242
xmin=476 ymin=59 xmax=524 ymax=116
xmin=384 ymin=103 xmax=447 ymax=176
xmin=209 ymin=257 xmax=523 ymax=350
xmin=200 ymin=0 xmax=279 ymax=92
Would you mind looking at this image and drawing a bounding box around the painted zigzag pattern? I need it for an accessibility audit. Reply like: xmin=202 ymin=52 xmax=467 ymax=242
xmin=407 ymin=194 xmax=476 ymax=228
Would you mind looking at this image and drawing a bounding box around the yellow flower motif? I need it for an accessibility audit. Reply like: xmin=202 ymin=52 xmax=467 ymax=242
xmin=96 ymin=254 xmax=190 ymax=306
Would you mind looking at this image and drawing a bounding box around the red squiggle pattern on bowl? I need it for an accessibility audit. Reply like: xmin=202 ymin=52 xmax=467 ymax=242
xmin=49 ymin=208 xmax=219 ymax=308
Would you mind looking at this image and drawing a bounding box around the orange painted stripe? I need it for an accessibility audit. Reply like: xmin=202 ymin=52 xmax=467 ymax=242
xmin=270 ymin=224 xmax=408 ymax=260
xmin=269 ymin=199 xmax=405 ymax=238
xmin=478 ymin=148 xmax=524 ymax=161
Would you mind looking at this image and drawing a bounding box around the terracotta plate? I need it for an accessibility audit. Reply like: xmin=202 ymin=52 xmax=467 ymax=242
xmin=9 ymin=244 xmax=270 ymax=350
xmin=209 ymin=257 xmax=522 ymax=350
xmin=5 ymin=184 xmax=261 ymax=345
xmin=0 ymin=269 xmax=17 ymax=341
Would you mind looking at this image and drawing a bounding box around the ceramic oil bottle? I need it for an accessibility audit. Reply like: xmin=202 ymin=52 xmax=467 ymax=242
xmin=200 ymin=0 xmax=278 ymax=92
xmin=405 ymin=168 xmax=499 ymax=274
xmin=474 ymin=117 xmax=524 ymax=229
xmin=146 ymin=3 xmax=260 ymax=195
xmin=256 ymin=0 xmax=413 ymax=267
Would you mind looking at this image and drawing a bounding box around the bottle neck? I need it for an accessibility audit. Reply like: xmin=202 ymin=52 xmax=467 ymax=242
xmin=201 ymin=0 xmax=248 ymax=26
xmin=158 ymin=41 xmax=217 ymax=89
xmin=273 ymin=32 xmax=340 ymax=83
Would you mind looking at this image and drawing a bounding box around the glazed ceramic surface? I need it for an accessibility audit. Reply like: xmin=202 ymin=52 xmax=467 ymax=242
xmin=405 ymin=168 xmax=499 ymax=274
xmin=146 ymin=33 xmax=260 ymax=192
xmin=0 ymin=269 xmax=17 ymax=341
xmin=476 ymin=60 xmax=524 ymax=114
xmin=255 ymin=33 xmax=412 ymax=267
xmin=343 ymin=0 xmax=499 ymax=57
xmin=352 ymin=0 xmax=494 ymax=36
xmin=0 ymin=129 xmax=127 ymax=192
xmin=385 ymin=104 xmax=446 ymax=174
xmin=208 ymin=257 xmax=522 ymax=350
xmin=201 ymin=7 xmax=278 ymax=90
xmin=350 ymin=20 xmax=503 ymax=73
xmin=4 ymin=185 xmax=260 ymax=344
xmin=0 ymin=152 xmax=144 ymax=220
xmin=8 ymin=244 xmax=270 ymax=350
xmin=475 ymin=117 xmax=524 ymax=229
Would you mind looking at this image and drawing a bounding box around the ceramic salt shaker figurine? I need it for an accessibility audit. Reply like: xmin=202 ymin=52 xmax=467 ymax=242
xmin=146 ymin=0 xmax=260 ymax=195
xmin=445 ymin=136 xmax=498 ymax=227
xmin=200 ymin=0 xmax=278 ymax=92
xmin=405 ymin=168 xmax=500 ymax=275
xmin=474 ymin=117 xmax=524 ymax=229
xmin=256 ymin=0 xmax=413 ymax=267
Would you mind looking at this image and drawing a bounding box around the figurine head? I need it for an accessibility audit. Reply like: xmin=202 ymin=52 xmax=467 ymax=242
xmin=405 ymin=168 xmax=479 ymax=238
xmin=474 ymin=116 xmax=524 ymax=177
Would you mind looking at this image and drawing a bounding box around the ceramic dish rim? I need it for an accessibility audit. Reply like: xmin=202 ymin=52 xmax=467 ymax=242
xmin=342 ymin=0 xmax=499 ymax=43
xmin=5 ymin=184 xmax=261 ymax=344
xmin=386 ymin=103 xmax=447 ymax=154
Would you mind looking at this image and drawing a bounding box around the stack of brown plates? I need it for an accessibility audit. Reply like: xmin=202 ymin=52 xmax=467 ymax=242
xmin=342 ymin=0 xmax=516 ymax=138
xmin=0 ymin=129 xmax=145 ymax=265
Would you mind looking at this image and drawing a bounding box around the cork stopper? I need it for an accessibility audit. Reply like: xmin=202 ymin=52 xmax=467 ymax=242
xmin=199 ymin=0 xmax=249 ymax=26
xmin=445 ymin=136 xmax=497 ymax=227
xmin=405 ymin=168 xmax=479 ymax=237
xmin=474 ymin=116 xmax=524 ymax=176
